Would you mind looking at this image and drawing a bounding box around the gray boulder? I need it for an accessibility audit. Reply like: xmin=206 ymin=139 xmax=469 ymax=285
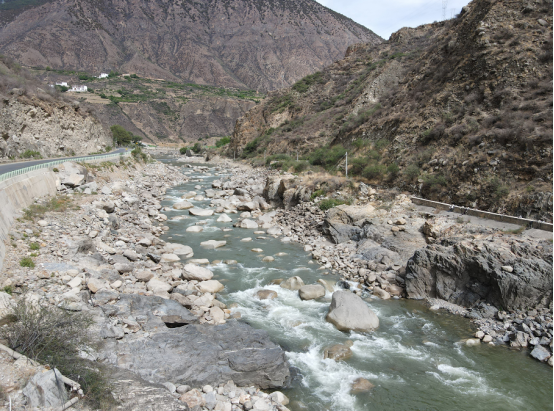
xmin=22 ymin=368 xmax=67 ymax=408
xmin=405 ymin=237 xmax=553 ymax=310
xmin=298 ymin=284 xmax=326 ymax=300
xmin=102 ymin=320 xmax=290 ymax=389
xmin=326 ymin=291 xmax=379 ymax=332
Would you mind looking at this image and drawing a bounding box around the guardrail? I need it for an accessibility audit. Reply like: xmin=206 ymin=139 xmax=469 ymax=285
xmin=0 ymin=151 xmax=131 ymax=182
xmin=411 ymin=196 xmax=553 ymax=232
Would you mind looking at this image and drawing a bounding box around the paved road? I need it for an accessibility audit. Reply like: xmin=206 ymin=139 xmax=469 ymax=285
xmin=0 ymin=148 xmax=127 ymax=175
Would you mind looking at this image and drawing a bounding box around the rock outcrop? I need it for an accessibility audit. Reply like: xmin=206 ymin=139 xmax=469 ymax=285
xmin=405 ymin=236 xmax=553 ymax=311
xmin=102 ymin=320 xmax=290 ymax=390
xmin=0 ymin=95 xmax=111 ymax=159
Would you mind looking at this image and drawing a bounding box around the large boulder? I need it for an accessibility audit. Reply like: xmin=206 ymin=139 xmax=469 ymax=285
xmin=173 ymin=201 xmax=194 ymax=210
xmin=189 ymin=208 xmax=214 ymax=216
xmin=405 ymin=237 xmax=553 ymax=310
xmin=22 ymin=369 xmax=67 ymax=408
xmin=326 ymin=291 xmax=379 ymax=332
xmin=101 ymin=320 xmax=290 ymax=389
xmin=182 ymin=264 xmax=214 ymax=281
xmin=298 ymin=284 xmax=326 ymax=300
xmin=58 ymin=161 xmax=89 ymax=188
xmin=280 ymin=276 xmax=305 ymax=291
xmin=164 ymin=243 xmax=194 ymax=258
xmin=322 ymin=204 xmax=375 ymax=244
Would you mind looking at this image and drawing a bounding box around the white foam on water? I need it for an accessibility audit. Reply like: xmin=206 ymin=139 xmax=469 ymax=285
xmin=351 ymin=335 xmax=430 ymax=362
xmin=287 ymin=346 xmax=379 ymax=411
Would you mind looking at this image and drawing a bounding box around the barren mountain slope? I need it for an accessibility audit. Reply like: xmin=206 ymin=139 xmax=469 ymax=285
xmin=231 ymin=0 xmax=553 ymax=220
xmin=0 ymin=0 xmax=381 ymax=91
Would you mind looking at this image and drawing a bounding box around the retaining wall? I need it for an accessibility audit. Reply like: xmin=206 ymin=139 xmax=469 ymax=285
xmin=0 ymin=153 xmax=130 ymax=273
xmin=411 ymin=197 xmax=553 ymax=232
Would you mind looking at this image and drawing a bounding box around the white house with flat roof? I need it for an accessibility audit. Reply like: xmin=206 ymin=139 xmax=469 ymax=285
xmin=98 ymin=73 xmax=109 ymax=79
xmin=70 ymin=85 xmax=88 ymax=92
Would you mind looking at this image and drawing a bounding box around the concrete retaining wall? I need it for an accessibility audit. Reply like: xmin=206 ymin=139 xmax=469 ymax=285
xmin=411 ymin=197 xmax=553 ymax=232
xmin=0 ymin=169 xmax=58 ymax=272
xmin=0 ymin=154 xmax=130 ymax=273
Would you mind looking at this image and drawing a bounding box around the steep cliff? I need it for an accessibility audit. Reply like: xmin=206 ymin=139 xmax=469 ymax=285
xmin=0 ymin=57 xmax=112 ymax=159
xmin=0 ymin=0 xmax=382 ymax=92
xmin=231 ymin=0 xmax=553 ymax=220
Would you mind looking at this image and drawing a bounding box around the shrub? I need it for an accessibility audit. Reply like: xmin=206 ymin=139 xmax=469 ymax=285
xmin=293 ymin=160 xmax=309 ymax=173
xmin=308 ymin=145 xmax=346 ymax=170
xmin=21 ymin=150 xmax=42 ymax=159
xmin=387 ymin=163 xmax=400 ymax=176
xmin=292 ymin=71 xmax=325 ymax=93
xmin=52 ymin=168 xmax=59 ymax=172
xmin=19 ymin=257 xmax=34 ymax=268
xmin=362 ymin=164 xmax=386 ymax=180
xmin=179 ymin=147 xmax=188 ymax=154
xmin=0 ymin=297 xmax=116 ymax=409
xmin=192 ymin=142 xmax=202 ymax=153
xmin=266 ymin=154 xmax=291 ymax=165
xmin=319 ymin=198 xmax=349 ymax=211
xmin=310 ymin=189 xmax=325 ymax=200
xmin=22 ymin=196 xmax=75 ymax=221
xmin=29 ymin=242 xmax=39 ymax=250
xmin=131 ymin=147 xmax=147 ymax=162
xmin=403 ymin=164 xmax=420 ymax=181
xmin=242 ymin=137 xmax=263 ymax=157
xmin=215 ymin=136 xmax=231 ymax=147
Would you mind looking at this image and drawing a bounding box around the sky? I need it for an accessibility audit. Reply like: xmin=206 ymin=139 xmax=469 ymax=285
xmin=316 ymin=0 xmax=472 ymax=39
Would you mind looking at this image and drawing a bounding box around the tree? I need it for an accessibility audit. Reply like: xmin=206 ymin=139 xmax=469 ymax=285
xmin=192 ymin=143 xmax=202 ymax=153
xmin=179 ymin=147 xmax=188 ymax=155
xmin=110 ymin=125 xmax=133 ymax=146
xmin=131 ymin=134 xmax=142 ymax=144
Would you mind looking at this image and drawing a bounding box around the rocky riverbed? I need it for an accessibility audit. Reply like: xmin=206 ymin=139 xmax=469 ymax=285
xmin=0 ymin=153 xmax=552 ymax=410
xmin=0 ymin=158 xmax=291 ymax=411
xmin=200 ymin=155 xmax=553 ymax=366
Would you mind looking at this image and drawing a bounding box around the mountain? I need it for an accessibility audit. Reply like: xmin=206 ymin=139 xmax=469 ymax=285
xmin=0 ymin=0 xmax=382 ymax=92
xmin=230 ymin=0 xmax=553 ymax=220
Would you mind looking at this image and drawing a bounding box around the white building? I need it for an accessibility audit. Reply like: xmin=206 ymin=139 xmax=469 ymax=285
xmin=70 ymin=85 xmax=88 ymax=93
xmin=55 ymin=82 xmax=68 ymax=87
xmin=98 ymin=73 xmax=109 ymax=79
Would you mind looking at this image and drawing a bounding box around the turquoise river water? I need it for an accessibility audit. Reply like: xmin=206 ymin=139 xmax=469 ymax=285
xmin=158 ymin=159 xmax=553 ymax=411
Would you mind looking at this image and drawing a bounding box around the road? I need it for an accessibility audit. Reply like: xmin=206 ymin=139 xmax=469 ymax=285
xmin=0 ymin=148 xmax=127 ymax=175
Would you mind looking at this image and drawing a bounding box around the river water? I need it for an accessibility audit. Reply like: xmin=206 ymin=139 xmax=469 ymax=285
xmin=159 ymin=159 xmax=552 ymax=411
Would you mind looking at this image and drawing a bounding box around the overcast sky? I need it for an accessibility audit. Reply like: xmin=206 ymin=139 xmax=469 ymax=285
xmin=316 ymin=0 xmax=472 ymax=39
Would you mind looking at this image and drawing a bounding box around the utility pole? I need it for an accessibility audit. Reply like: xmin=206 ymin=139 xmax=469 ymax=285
xmin=345 ymin=152 xmax=348 ymax=178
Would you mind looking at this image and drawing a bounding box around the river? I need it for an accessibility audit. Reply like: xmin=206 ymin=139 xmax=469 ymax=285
xmin=159 ymin=159 xmax=553 ymax=411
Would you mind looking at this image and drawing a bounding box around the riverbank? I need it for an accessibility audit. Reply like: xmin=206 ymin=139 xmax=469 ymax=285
xmin=0 ymin=157 xmax=291 ymax=410
xmin=200 ymin=155 xmax=553 ymax=366
xmin=0 ymin=154 xmax=551 ymax=410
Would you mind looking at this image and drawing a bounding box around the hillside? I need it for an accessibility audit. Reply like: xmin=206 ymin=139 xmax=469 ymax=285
xmin=29 ymin=68 xmax=260 ymax=144
xmin=0 ymin=0 xmax=382 ymax=92
xmin=0 ymin=56 xmax=111 ymax=160
xmin=230 ymin=0 xmax=553 ymax=220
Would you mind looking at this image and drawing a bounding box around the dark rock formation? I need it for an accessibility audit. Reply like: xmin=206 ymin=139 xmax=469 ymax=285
xmin=101 ymin=320 xmax=290 ymax=389
xmin=405 ymin=237 xmax=553 ymax=310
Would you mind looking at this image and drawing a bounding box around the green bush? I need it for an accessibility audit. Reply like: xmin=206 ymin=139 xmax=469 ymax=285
xmin=20 ymin=257 xmax=34 ymax=268
xmin=308 ymin=145 xmax=346 ymax=170
xmin=293 ymin=160 xmax=309 ymax=173
xmin=179 ymin=147 xmax=188 ymax=154
xmin=242 ymin=137 xmax=263 ymax=157
xmin=403 ymin=164 xmax=420 ymax=181
xmin=387 ymin=163 xmax=400 ymax=176
xmin=29 ymin=242 xmax=39 ymax=250
xmin=292 ymin=71 xmax=325 ymax=93
xmin=362 ymin=164 xmax=386 ymax=180
xmin=131 ymin=147 xmax=147 ymax=162
xmin=192 ymin=142 xmax=202 ymax=153
xmin=111 ymin=125 xmax=132 ymax=146
xmin=215 ymin=136 xmax=231 ymax=148
xmin=349 ymin=157 xmax=367 ymax=176
xmin=21 ymin=150 xmax=42 ymax=159
xmin=310 ymin=189 xmax=326 ymax=200
xmin=319 ymin=198 xmax=349 ymax=211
